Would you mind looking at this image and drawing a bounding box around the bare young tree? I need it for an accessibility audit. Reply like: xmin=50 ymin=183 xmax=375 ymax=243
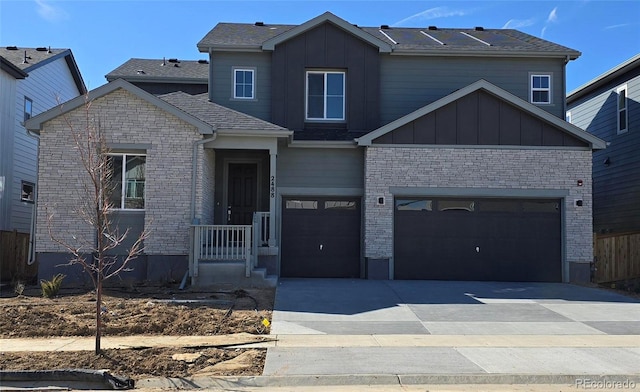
xmin=45 ymin=96 xmax=150 ymax=354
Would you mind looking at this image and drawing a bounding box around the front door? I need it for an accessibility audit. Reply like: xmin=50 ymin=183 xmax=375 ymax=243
xmin=227 ymin=163 xmax=257 ymax=225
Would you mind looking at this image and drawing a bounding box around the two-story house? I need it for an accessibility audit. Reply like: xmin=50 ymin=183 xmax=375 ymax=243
xmin=0 ymin=47 xmax=85 ymax=280
xmin=567 ymin=54 xmax=640 ymax=282
xmin=26 ymin=12 xmax=604 ymax=287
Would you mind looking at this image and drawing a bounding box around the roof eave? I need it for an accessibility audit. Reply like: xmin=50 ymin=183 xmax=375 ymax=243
xmin=198 ymin=44 xmax=264 ymax=53
xmin=0 ymin=56 xmax=28 ymax=79
xmin=105 ymin=75 xmax=208 ymax=84
xmin=25 ymin=78 xmax=214 ymax=135
xmin=390 ymin=49 xmax=580 ymax=59
xmin=568 ymin=53 xmax=640 ymax=104
xmin=216 ymin=128 xmax=293 ymax=137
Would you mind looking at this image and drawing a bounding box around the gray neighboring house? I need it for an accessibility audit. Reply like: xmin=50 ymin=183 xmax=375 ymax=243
xmin=105 ymin=58 xmax=209 ymax=95
xmin=567 ymin=54 xmax=640 ymax=235
xmin=0 ymin=47 xmax=85 ymax=266
xmin=26 ymin=12 xmax=604 ymax=286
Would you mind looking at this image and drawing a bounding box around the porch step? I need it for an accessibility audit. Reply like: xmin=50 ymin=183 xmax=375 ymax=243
xmin=193 ymin=261 xmax=277 ymax=289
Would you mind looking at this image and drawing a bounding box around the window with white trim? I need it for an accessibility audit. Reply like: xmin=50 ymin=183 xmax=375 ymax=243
xmin=233 ymin=68 xmax=254 ymax=99
xmin=108 ymin=154 xmax=146 ymax=210
xmin=24 ymin=97 xmax=32 ymax=121
xmin=306 ymin=71 xmax=345 ymax=121
xmin=617 ymin=85 xmax=628 ymax=134
xmin=530 ymin=74 xmax=551 ymax=104
xmin=21 ymin=181 xmax=34 ymax=203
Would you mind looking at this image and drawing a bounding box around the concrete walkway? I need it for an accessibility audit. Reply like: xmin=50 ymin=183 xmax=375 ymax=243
xmin=2 ymin=279 xmax=640 ymax=390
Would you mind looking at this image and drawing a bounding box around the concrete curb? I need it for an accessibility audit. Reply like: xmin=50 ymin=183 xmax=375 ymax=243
xmin=136 ymin=373 xmax=640 ymax=390
xmin=0 ymin=369 xmax=134 ymax=390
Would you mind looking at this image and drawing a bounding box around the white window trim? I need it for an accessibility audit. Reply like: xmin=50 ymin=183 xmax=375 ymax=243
xmin=530 ymin=74 xmax=552 ymax=104
xmin=232 ymin=67 xmax=256 ymax=100
xmin=617 ymin=84 xmax=628 ymax=134
xmin=23 ymin=96 xmax=32 ymax=122
xmin=305 ymin=70 xmax=346 ymax=121
xmin=109 ymin=153 xmax=146 ymax=211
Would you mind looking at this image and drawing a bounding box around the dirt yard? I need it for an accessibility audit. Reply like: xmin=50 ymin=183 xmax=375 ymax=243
xmin=0 ymin=283 xmax=274 ymax=380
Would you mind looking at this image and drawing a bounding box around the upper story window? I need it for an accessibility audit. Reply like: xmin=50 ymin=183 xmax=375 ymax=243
xmin=617 ymin=85 xmax=628 ymax=134
xmin=530 ymin=74 xmax=551 ymax=104
xmin=306 ymin=71 xmax=345 ymax=121
xmin=233 ymin=68 xmax=255 ymax=99
xmin=24 ymin=97 xmax=32 ymax=121
xmin=21 ymin=181 xmax=35 ymax=203
xmin=108 ymin=154 xmax=146 ymax=210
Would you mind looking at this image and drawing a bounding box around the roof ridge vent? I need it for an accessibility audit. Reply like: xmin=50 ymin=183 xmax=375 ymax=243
xmin=380 ymin=24 xmax=390 ymax=29
xmin=136 ymin=69 xmax=145 ymax=74
xmin=6 ymin=46 xmax=18 ymax=50
xmin=198 ymin=59 xmax=209 ymax=64
xmin=168 ymin=58 xmax=180 ymax=63
xmin=428 ymin=26 xmax=438 ymax=30
xmin=255 ymin=21 xmax=264 ymax=26
xmin=475 ymin=26 xmax=484 ymax=31
xmin=36 ymin=47 xmax=48 ymax=52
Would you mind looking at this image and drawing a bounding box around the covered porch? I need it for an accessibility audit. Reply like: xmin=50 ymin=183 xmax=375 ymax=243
xmin=189 ymin=131 xmax=289 ymax=287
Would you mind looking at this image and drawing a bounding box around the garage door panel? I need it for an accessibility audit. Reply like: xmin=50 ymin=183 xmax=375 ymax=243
xmin=394 ymin=198 xmax=561 ymax=282
xmin=281 ymin=197 xmax=361 ymax=278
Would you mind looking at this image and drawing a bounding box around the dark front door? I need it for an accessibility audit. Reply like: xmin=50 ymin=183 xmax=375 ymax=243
xmin=281 ymin=197 xmax=361 ymax=278
xmin=227 ymin=163 xmax=257 ymax=225
xmin=394 ymin=198 xmax=562 ymax=282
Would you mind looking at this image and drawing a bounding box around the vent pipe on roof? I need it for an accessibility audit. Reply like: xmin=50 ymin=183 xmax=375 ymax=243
xmin=48 ymin=46 xmax=52 ymax=53
xmin=22 ymin=50 xmax=29 ymax=64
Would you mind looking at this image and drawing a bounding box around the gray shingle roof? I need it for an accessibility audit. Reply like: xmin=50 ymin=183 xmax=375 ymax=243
xmin=159 ymin=91 xmax=289 ymax=133
xmin=106 ymin=58 xmax=209 ymax=83
xmin=198 ymin=15 xmax=579 ymax=58
xmin=0 ymin=46 xmax=86 ymax=92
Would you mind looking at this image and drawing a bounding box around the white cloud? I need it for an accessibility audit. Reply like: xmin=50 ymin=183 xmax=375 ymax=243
xmin=547 ymin=7 xmax=558 ymax=23
xmin=392 ymin=7 xmax=470 ymax=27
xmin=604 ymin=23 xmax=630 ymax=30
xmin=502 ymin=18 xmax=536 ymax=29
xmin=540 ymin=6 xmax=559 ymax=38
xmin=35 ymin=0 xmax=69 ymax=23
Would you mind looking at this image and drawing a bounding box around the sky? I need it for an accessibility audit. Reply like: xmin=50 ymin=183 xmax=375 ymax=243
xmin=1 ymin=0 xmax=639 ymax=93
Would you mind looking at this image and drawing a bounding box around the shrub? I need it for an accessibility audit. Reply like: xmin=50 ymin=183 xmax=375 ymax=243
xmin=41 ymin=274 xmax=66 ymax=298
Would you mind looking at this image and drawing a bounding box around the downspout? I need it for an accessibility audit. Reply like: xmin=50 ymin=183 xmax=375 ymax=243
xmin=183 ymin=133 xmax=215 ymax=289
xmin=25 ymin=129 xmax=40 ymax=265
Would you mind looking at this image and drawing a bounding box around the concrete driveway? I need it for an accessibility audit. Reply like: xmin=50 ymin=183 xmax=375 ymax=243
xmin=264 ymin=279 xmax=640 ymax=379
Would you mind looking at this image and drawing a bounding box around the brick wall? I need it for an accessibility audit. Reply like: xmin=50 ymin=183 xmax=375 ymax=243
xmin=36 ymin=88 xmax=203 ymax=256
xmin=364 ymin=146 xmax=594 ymax=276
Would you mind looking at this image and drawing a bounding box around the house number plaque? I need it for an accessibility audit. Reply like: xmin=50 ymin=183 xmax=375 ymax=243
xmin=270 ymin=175 xmax=276 ymax=198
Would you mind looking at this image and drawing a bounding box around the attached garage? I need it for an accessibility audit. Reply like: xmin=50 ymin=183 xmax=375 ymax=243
xmin=394 ymin=198 xmax=562 ymax=282
xmin=281 ymin=197 xmax=361 ymax=278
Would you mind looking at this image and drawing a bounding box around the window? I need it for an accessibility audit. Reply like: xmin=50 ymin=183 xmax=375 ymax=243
xmin=395 ymin=199 xmax=433 ymax=211
xmin=617 ymin=85 xmax=628 ymax=134
xmin=24 ymin=97 xmax=32 ymax=121
xmin=306 ymin=71 xmax=345 ymax=120
xmin=233 ymin=68 xmax=254 ymax=99
xmin=20 ymin=181 xmax=34 ymax=203
xmin=285 ymin=200 xmax=317 ymax=209
xmin=325 ymin=200 xmax=357 ymax=210
xmin=108 ymin=154 xmax=146 ymax=209
xmin=530 ymin=74 xmax=551 ymax=104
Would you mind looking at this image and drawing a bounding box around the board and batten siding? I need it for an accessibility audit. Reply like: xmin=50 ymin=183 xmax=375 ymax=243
xmin=568 ymin=70 xmax=640 ymax=233
xmin=209 ymin=52 xmax=272 ymax=122
xmin=10 ymin=57 xmax=82 ymax=234
xmin=379 ymin=56 xmax=566 ymax=126
xmin=0 ymin=71 xmax=18 ymax=231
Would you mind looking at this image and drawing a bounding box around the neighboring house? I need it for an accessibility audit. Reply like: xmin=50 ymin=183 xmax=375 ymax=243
xmin=105 ymin=58 xmax=209 ymax=95
xmin=567 ymin=54 xmax=640 ymax=235
xmin=0 ymin=47 xmax=85 ymax=261
xmin=26 ymin=12 xmax=604 ymax=287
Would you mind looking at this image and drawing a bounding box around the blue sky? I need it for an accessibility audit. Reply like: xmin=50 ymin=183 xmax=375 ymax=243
xmin=1 ymin=0 xmax=638 ymax=92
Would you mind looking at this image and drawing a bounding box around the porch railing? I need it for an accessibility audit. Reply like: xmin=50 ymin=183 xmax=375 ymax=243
xmin=193 ymin=225 xmax=252 ymax=277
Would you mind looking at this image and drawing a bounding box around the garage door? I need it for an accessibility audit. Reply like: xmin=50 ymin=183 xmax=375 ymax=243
xmin=281 ymin=197 xmax=361 ymax=278
xmin=394 ymin=198 xmax=561 ymax=282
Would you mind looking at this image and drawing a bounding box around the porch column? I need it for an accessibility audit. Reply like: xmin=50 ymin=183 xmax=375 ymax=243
xmin=269 ymin=150 xmax=277 ymax=247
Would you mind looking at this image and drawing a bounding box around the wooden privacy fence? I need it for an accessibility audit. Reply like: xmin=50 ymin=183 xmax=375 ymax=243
xmin=593 ymin=232 xmax=640 ymax=283
xmin=0 ymin=230 xmax=36 ymax=282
